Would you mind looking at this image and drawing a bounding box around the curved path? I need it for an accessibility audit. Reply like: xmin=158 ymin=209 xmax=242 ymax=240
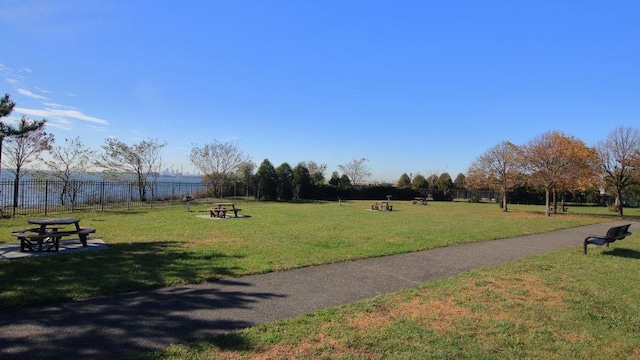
xmin=0 ymin=221 xmax=633 ymax=359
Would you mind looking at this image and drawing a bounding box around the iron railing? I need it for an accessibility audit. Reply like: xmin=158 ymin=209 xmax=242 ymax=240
xmin=0 ymin=179 xmax=211 ymax=217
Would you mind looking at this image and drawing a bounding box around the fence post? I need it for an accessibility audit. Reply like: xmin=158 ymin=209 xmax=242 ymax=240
xmin=101 ymin=181 xmax=105 ymax=211
xmin=45 ymin=180 xmax=49 ymax=215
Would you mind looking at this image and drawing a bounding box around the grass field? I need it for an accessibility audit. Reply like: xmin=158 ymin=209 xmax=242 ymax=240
xmin=0 ymin=200 xmax=636 ymax=309
xmin=146 ymin=237 xmax=640 ymax=360
xmin=1 ymin=200 xmax=639 ymax=358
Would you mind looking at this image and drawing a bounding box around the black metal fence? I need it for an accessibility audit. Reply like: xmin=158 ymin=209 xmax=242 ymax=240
xmin=0 ymin=179 xmax=211 ymax=217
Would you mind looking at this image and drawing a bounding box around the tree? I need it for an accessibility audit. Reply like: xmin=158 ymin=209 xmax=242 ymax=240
xmin=524 ymin=131 xmax=596 ymax=216
xmin=293 ymin=162 xmax=311 ymax=199
xmin=276 ymin=162 xmax=294 ymax=200
xmin=329 ymin=171 xmax=340 ymax=186
xmin=411 ymin=174 xmax=428 ymax=191
xmin=41 ymin=137 xmax=96 ymax=206
xmin=255 ymin=159 xmax=278 ymax=200
xmin=426 ymin=174 xmax=439 ymax=189
xmin=554 ymin=140 xmax=599 ymax=212
xmin=189 ymin=140 xmax=248 ymax=198
xmin=436 ymin=172 xmax=454 ymax=196
xmin=338 ymin=174 xmax=351 ymax=188
xmin=0 ymin=94 xmax=47 ymax=186
xmin=97 ymin=138 xmax=167 ymax=201
xmin=596 ymin=126 xmax=640 ymax=216
xmin=467 ymin=141 xmax=522 ymax=212
xmin=306 ymin=161 xmax=327 ymax=185
xmin=454 ymin=173 xmax=466 ymax=189
xmin=235 ymin=161 xmax=256 ymax=197
xmin=0 ymin=94 xmax=14 ymax=118
xmin=3 ymin=117 xmax=54 ymax=211
xmin=397 ymin=173 xmax=411 ymax=188
xmin=338 ymin=158 xmax=371 ymax=185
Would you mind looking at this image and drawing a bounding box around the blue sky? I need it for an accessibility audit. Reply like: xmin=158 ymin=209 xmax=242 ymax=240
xmin=2 ymin=1 xmax=638 ymax=182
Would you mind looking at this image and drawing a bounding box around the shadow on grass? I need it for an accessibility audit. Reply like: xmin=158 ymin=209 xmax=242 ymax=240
xmin=602 ymin=248 xmax=640 ymax=259
xmin=0 ymin=241 xmax=243 ymax=309
xmin=0 ymin=275 xmax=286 ymax=359
xmin=0 ymin=241 xmax=287 ymax=359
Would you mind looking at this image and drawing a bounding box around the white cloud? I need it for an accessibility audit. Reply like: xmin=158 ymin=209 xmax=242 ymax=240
xmin=3 ymin=63 xmax=109 ymax=132
xmin=15 ymin=107 xmax=109 ymax=126
xmin=34 ymin=86 xmax=52 ymax=94
xmin=43 ymin=102 xmax=76 ymax=110
xmin=17 ymin=88 xmax=48 ymax=100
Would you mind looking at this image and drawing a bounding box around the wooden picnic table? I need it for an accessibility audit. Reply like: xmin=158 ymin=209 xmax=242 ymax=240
xmin=371 ymin=201 xmax=393 ymax=211
xmin=12 ymin=217 xmax=96 ymax=252
xmin=208 ymin=203 xmax=242 ymax=218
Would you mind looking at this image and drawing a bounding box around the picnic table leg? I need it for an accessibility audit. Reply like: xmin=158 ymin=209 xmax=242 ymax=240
xmin=78 ymin=234 xmax=88 ymax=247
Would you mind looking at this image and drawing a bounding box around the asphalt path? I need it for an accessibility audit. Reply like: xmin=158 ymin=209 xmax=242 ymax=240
xmin=0 ymin=221 xmax=633 ymax=359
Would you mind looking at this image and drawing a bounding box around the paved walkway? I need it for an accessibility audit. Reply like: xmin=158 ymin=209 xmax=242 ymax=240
xmin=0 ymin=221 xmax=633 ymax=359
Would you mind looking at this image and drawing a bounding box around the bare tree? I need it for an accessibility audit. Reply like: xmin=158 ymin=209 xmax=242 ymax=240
xmin=189 ymin=140 xmax=248 ymax=198
xmin=596 ymin=126 xmax=640 ymax=216
xmin=338 ymin=158 xmax=371 ymax=186
xmin=467 ymin=141 xmax=523 ymax=212
xmin=306 ymin=161 xmax=327 ymax=185
xmin=41 ymin=137 xmax=96 ymax=206
xmin=97 ymin=138 xmax=167 ymax=201
xmin=3 ymin=117 xmax=54 ymax=211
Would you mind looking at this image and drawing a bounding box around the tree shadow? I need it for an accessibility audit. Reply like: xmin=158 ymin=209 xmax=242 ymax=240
xmin=0 ymin=238 xmax=293 ymax=359
xmin=0 ymin=276 xmax=286 ymax=359
xmin=0 ymin=241 xmax=244 ymax=309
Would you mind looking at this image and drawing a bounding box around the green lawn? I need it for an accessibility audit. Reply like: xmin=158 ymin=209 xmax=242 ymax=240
xmin=0 ymin=200 xmax=635 ymax=310
xmin=2 ymin=200 xmax=639 ymax=358
xmin=148 ymin=236 xmax=640 ymax=360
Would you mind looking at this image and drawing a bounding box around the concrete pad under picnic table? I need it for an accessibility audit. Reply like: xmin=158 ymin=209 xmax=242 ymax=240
xmin=0 ymin=238 xmax=107 ymax=260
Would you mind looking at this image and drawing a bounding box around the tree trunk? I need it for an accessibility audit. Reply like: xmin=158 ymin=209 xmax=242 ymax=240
xmin=12 ymin=169 xmax=21 ymax=212
xmin=545 ymin=188 xmax=551 ymax=216
xmin=502 ymin=185 xmax=509 ymax=212
xmin=616 ymin=188 xmax=624 ymax=217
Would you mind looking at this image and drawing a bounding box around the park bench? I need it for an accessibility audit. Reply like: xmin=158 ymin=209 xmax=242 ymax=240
xmin=411 ymin=197 xmax=428 ymax=205
xmin=583 ymin=224 xmax=632 ymax=254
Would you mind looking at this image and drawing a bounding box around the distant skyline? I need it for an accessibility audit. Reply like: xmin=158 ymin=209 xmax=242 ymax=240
xmin=2 ymin=1 xmax=638 ymax=183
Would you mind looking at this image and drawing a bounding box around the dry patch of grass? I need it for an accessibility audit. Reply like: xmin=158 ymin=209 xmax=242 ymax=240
xmin=203 ymin=273 xmax=572 ymax=359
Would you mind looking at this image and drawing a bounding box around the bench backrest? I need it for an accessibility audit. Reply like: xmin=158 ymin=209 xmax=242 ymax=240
xmin=605 ymin=226 xmax=622 ymax=239
xmin=616 ymin=224 xmax=632 ymax=238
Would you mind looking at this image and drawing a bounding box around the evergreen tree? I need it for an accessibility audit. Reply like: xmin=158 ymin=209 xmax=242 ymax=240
xmin=276 ymin=162 xmax=294 ymax=200
xmin=397 ymin=173 xmax=411 ymax=188
xmin=255 ymin=159 xmax=278 ymax=200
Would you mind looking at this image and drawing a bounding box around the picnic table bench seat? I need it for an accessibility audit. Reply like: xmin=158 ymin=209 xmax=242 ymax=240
xmin=11 ymin=227 xmax=97 ymax=252
xmin=371 ymin=201 xmax=393 ymax=211
xmin=208 ymin=207 xmax=242 ymax=218
xmin=583 ymin=224 xmax=632 ymax=254
xmin=411 ymin=197 xmax=428 ymax=205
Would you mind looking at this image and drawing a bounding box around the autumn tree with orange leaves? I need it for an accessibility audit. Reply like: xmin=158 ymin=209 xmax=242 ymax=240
xmin=467 ymin=141 xmax=523 ymax=212
xmin=523 ymin=131 xmax=598 ymax=216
